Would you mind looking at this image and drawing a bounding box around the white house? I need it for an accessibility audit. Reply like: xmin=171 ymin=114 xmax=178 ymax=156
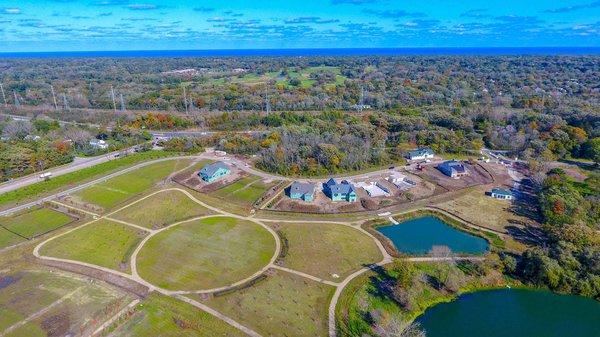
xmin=406 ymin=148 xmax=435 ymax=161
xmin=89 ymin=139 xmax=108 ymax=150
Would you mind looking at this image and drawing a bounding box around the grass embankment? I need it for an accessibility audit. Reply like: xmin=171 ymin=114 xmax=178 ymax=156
xmin=0 ymin=208 xmax=73 ymax=239
xmin=108 ymin=293 xmax=245 ymax=337
xmin=210 ymin=175 xmax=278 ymax=206
xmin=73 ymin=159 xmax=191 ymax=210
xmin=40 ymin=219 xmax=147 ymax=273
xmin=111 ymin=190 xmax=213 ymax=229
xmin=0 ymin=151 xmax=177 ymax=209
xmin=277 ymin=222 xmax=382 ymax=281
xmin=336 ymin=261 xmax=516 ymax=337
xmin=199 ymin=270 xmax=335 ymax=337
xmin=136 ymin=216 xmax=275 ymax=291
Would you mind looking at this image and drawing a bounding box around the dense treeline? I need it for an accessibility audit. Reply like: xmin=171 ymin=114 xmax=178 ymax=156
xmin=509 ymin=169 xmax=600 ymax=300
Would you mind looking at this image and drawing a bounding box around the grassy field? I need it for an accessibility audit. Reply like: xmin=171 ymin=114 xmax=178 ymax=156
xmin=40 ymin=219 xmax=147 ymax=272
xmin=136 ymin=216 xmax=275 ymax=291
xmin=73 ymin=159 xmax=191 ymax=210
xmin=211 ymin=176 xmax=277 ymax=206
xmin=111 ymin=190 xmax=213 ymax=229
xmin=0 ymin=228 xmax=26 ymax=249
xmin=0 ymin=151 xmax=176 ymax=209
xmin=199 ymin=270 xmax=335 ymax=337
xmin=0 ymin=269 xmax=132 ymax=337
xmin=109 ymin=293 xmax=245 ymax=337
xmin=0 ymin=208 xmax=73 ymax=239
xmin=278 ymin=223 xmax=382 ymax=281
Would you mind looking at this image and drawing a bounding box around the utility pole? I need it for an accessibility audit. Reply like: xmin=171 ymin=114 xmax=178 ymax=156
xmin=120 ymin=93 xmax=126 ymax=112
xmin=62 ymin=93 xmax=70 ymax=111
xmin=13 ymin=91 xmax=20 ymax=107
xmin=265 ymin=87 xmax=271 ymax=114
xmin=0 ymin=83 xmax=6 ymax=107
xmin=50 ymin=85 xmax=58 ymax=110
xmin=182 ymin=86 xmax=189 ymax=114
xmin=110 ymin=86 xmax=117 ymax=113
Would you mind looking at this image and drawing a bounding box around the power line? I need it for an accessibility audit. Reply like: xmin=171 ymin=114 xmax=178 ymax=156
xmin=182 ymin=86 xmax=189 ymax=114
xmin=0 ymin=83 xmax=6 ymax=107
xmin=120 ymin=93 xmax=126 ymax=112
xmin=50 ymin=85 xmax=58 ymax=110
xmin=13 ymin=91 xmax=20 ymax=107
xmin=110 ymin=86 xmax=117 ymax=113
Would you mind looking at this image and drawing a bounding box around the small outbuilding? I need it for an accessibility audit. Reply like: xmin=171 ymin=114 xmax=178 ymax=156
xmin=406 ymin=148 xmax=435 ymax=161
xmin=437 ymin=160 xmax=469 ymax=178
xmin=323 ymin=178 xmax=357 ymax=202
xmin=199 ymin=161 xmax=231 ymax=182
xmin=89 ymin=139 xmax=108 ymax=150
xmin=288 ymin=181 xmax=316 ymax=202
xmin=488 ymin=188 xmax=514 ymax=200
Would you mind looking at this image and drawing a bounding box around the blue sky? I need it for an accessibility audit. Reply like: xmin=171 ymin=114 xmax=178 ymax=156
xmin=0 ymin=0 xmax=599 ymax=51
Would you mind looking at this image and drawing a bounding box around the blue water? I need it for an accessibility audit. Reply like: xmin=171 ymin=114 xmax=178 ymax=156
xmin=1 ymin=47 xmax=599 ymax=59
xmin=417 ymin=289 xmax=600 ymax=337
xmin=377 ymin=216 xmax=489 ymax=255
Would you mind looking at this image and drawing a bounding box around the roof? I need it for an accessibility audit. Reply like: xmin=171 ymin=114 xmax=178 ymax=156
xmin=325 ymin=178 xmax=337 ymax=187
xmin=327 ymin=180 xmax=356 ymax=195
xmin=408 ymin=148 xmax=434 ymax=157
xmin=290 ymin=182 xmax=315 ymax=195
xmin=439 ymin=160 xmax=466 ymax=173
xmin=200 ymin=161 xmax=230 ymax=177
xmin=491 ymin=188 xmax=513 ymax=196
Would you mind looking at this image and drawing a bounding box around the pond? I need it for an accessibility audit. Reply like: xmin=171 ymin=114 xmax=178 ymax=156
xmin=376 ymin=216 xmax=488 ymax=255
xmin=416 ymin=289 xmax=600 ymax=337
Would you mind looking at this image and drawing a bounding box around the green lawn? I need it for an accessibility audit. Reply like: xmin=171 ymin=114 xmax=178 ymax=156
xmin=211 ymin=176 xmax=277 ymax=206
xmin=0 ymin=269 xmax=131 ymax=337
xmin=0 ymin=228 xmax=26 ymax=249
xmin=278 ymin=223 xmax=382 ymax=281
xmin=199 ymin=270 xmax=335 ymax=337
xmin=0 ymin=151 xmax=176 ymax=209
xmin=136 ymin=216 xmax=275 ymax=291
xmin=73 ymin=159 xmax=191 ymax=210
xmin=109 ymin=293 xmax=245 ymax=337
xmin=40 ymin=219 xmax=147 ymax=273
xmin=0 ymin=208 xmax=73 ymax=239
xmin=111 ymin=190 xmax=213 ymax=229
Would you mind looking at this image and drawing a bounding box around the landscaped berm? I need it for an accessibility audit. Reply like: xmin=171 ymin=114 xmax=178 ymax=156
xmin=136 ymin=216 xmax=277 ymax=291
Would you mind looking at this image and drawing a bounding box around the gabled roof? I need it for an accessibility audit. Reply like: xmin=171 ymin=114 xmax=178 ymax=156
xmin=200 ymin=161 xmax=229 ymax=177
xmin=408 ymin=148 xmax=434 ymax=157
xmin=290 ymin=182 xmax=315 ymax=195
xmin=328 ymin=181 xmax=356 ymax=195
xmin=439 ymin=160 xmax=466 ymax=172
xmin=325 ymin=178 xmax=337 ymax=187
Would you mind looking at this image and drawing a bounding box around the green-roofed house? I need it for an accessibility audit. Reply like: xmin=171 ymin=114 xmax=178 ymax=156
xmin=489 ymin=188 xmax=514 ymax=200
xmin=199 ymin=161 xmax=231 ymax=183
xmin=406 ymin=148 xmax=435 ymax=161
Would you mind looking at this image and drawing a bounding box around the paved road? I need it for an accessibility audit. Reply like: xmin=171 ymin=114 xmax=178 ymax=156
xmin=0 ymin=147 xmax=140 ymax=196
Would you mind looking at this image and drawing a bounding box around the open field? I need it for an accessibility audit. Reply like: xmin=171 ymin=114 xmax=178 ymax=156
xmin=0 ymin=151 xmax=176 ymax=210
xmin=210 ymin=176 xmax=278 ymax=206
xmin=0 ymin=228 xmax=26 ymax=249
xmin=136 ymin=216 xmax=276 ymax=291
xmin=0 ymin=269 xmax=132 ymax=337
xmin=0 ymin=208 xmax=73 ymax=239
xmin=111 ymin=189 xmax=213 ymax=229
xmin=71 ymin=159 xmax=191 ymax=210
xmin=199 ymin=270 xmax=335 ymax=337
xmin=40 ymin=219 xmax=147 ymax=273
xmin=276 ymin=223 xmax=382 ymax=281
xmin=109 ymin=293 xmax=245 ymax=337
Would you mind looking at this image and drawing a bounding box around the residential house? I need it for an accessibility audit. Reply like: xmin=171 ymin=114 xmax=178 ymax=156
xmin=288 ymin=181 xmax=315 ymax=202
xmin=89 ymin=139 xmax=108 ymax=150
xmin=406 ymin=148 xmax=435 ymax=161
xmin=199 ymin=161 xmax=231 ymax=183
xmin=437 ymin=160 xmax=469 ymax=178
xmin=489 ymin=188 xmax=514 ymax=200
xmin=387 ymin=172 xmax=416 ymax=190
xmin=323 ymin=178 xmax=357 ymax=202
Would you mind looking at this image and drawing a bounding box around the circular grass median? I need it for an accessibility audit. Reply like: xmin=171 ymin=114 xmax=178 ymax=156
xmin=136 ymin=216 xmax=276 ymax=291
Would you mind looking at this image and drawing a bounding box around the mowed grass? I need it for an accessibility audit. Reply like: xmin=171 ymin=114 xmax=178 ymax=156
xmin=278 ymin=223 xmax=382 ymax=281
xmin=211 ymin=176 xmax=277 ymax=206
xmin=40 ymin=219 xmax=147 ymax=273
xmin=199 ymin=270 xmax=334 ymax=337
xmin=0 ymin=228 xmax=26 ymax=249
xmin=111 ymin=190 xmax=213 ymax=229
xmin=109 ymin=293 xmax=245 ymax=337
xmin=73 ymin=159 xmax=191 ymax=210
xmin=136 ymin=216 xmax=276 ymax=291
xmin=0 ymin=269 xmax=131 ymax=337
xmin=0 ymin=208 xmax=73 ymax=239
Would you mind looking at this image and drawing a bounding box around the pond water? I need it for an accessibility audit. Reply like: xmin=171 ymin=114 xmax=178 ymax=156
xmin=416 ymin=289 xmax=600 ymax=337
xmin=376 ymin=216 xmax=488 ymax=255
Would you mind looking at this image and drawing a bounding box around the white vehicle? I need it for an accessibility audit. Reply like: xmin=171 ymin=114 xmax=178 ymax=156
xmin=39 ymin=172 xmax=52 ymax=180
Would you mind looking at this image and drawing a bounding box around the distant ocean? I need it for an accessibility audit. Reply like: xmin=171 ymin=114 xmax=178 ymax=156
xmin=1 ymin=47 xmax=599 ymax=58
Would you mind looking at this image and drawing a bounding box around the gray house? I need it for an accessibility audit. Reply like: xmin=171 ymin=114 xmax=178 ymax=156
xmin=437 ymin=160 xmax=469 ymax=178
xmin=288 ymin=182 xmax=315 ymax=202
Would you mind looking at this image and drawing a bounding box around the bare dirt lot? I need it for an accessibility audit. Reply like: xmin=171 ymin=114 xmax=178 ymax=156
xmin=412 ymin=162 xmax=494 ymax=191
